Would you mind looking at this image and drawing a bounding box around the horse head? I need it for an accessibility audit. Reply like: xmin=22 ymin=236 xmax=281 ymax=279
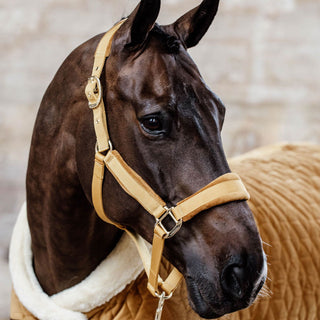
xmin=76 ymin=1 xmax=267 ymax=318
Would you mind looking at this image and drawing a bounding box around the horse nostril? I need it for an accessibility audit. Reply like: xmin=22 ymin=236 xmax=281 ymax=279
xmin=221 ymin=263 xmax=248 ymax=299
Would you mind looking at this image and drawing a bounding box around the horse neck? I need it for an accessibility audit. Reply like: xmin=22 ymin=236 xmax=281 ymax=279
xmin=26 ymin=37 xmax=123 ymax=295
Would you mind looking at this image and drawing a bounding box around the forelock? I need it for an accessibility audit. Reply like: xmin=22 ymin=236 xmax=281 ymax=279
xmin=150 ymin=24 xmax=180 ymax=54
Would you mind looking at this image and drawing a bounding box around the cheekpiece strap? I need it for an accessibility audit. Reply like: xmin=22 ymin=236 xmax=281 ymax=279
xmin=85 ymin=19 xmax=126 ymax=152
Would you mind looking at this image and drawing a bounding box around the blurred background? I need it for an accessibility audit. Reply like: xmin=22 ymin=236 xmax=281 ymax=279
xmin=0 ymin=0 xmax=319 ymax=318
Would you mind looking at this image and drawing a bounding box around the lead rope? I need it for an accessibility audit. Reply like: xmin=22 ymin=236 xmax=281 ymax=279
xmin=155 ymin=292 xmax=173 ymax=320
xmin=85 ymin=20 xmax=250 ymax=320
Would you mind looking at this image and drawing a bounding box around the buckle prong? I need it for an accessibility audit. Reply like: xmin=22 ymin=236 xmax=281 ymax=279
xmin=87 ymin=76 xmax=102 ymax=109
xmin=155 ymin=206 xmax=182 ymax=239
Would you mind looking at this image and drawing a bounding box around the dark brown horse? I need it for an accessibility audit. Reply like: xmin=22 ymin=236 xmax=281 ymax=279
xmin=26 ymin=0 xmax=266 ymax=318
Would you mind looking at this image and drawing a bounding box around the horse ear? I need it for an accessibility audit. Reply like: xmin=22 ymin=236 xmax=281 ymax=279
xmin=127 ymin=0 xmax=161 ymax=47
xmin=173 ymin=0 xmax=220 ymax=48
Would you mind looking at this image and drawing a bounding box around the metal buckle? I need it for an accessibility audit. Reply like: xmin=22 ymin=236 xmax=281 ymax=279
xmin=87 ymin=76 xmax=102 ymax=109
xmin=155 ymin=206 xmax=182 ymax=239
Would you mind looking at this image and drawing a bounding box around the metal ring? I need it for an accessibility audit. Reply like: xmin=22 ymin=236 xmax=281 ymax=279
xmin=95 ymin=140 xmax=113 ymax=153
xmin=155 ymin=291 xmax=173 ymax=300
xmin=108 ymin=140 xmax=113 ymax=151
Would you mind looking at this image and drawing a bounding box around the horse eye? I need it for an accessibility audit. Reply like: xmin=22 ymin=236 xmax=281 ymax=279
xmin=140 ymin=115 xmax=163 ymax=134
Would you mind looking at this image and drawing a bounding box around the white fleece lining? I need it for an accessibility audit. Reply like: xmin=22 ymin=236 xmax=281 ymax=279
xmin=9 ymin=203 xmax=146 ymax=320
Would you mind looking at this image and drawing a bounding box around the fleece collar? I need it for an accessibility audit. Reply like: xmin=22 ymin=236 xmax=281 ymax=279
xmin=9 ymin=203 xmax=146 ymax=320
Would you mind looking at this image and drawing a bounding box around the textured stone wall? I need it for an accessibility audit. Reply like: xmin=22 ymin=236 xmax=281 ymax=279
xmin=0 ymin=0 xmax=319 ymax=318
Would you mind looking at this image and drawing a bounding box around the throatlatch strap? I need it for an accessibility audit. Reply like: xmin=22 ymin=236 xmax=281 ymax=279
xmin=92 ymin=153 xmax=124 ymax=229
xmin=87 ymin=21 xmax=251 ymax=300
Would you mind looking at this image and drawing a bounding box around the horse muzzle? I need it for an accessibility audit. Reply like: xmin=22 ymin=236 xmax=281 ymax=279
xmin=185 ymin=251 xmax=267 ymax=319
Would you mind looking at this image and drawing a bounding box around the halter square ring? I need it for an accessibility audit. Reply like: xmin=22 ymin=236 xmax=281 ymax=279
xmin=155 ymin=206 xmax=182 ymax=239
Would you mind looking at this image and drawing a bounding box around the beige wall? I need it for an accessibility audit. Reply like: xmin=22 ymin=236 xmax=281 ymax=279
xmin=0 ymin=0 xmax=319 ymax=318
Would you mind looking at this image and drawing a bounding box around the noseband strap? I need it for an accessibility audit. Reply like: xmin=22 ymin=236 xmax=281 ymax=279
xmin=86 ymin=20 xmax=250 ymax=302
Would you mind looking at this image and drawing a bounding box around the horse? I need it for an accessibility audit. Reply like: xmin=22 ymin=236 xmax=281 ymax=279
xmin=14 ymin=0 xmax=267 ymax=318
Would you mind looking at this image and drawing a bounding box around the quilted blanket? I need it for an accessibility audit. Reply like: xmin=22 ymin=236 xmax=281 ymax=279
xmin=10 ymin=143 xmax=320 ymax=320
xmin=226 ymin=143 xmax=320 ymax=320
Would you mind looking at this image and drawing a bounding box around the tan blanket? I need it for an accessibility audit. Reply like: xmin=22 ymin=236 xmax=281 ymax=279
xmin=10 ymin=143 xmax=320 ymax=320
